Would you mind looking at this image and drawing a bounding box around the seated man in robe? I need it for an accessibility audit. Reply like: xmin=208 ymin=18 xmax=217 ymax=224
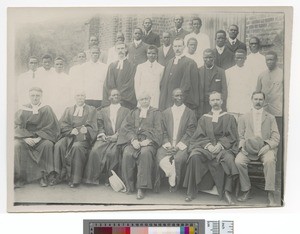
xmin=51 ymin=90 xmax=97 ymax=187
xmin=83 ymin=89 xmax=130 ymax=185
xmin=155 ymin=89 xmax=197 ymax=192
xmin=117 ymin=93 xmax=163 ymax=199
xmin=14 ymin=87 xmax=60 ymax=188
xmin=183 ymin=91 xmax=239 ymax=205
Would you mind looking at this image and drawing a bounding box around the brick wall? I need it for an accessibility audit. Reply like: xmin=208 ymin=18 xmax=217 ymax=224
xmin=245 ymin=13 xmax=284 ymax=67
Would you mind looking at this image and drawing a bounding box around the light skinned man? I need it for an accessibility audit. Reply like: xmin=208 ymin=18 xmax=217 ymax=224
xmin=235 ymin=91 xmax=280 ymax=206
xmin=107 ymin=32 xmax=126 ymax=65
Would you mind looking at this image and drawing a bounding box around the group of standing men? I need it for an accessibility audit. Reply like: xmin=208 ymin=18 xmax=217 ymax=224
xmin=15 ymin=15 xmax=283 ymax=206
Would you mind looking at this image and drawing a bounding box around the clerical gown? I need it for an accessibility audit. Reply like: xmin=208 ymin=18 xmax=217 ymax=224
xmin=159 ymin=56 xmax=199 ymax=111
xmin=54 ymin=105 xmax=97 ymax=184
xmin=103 ymin=59 xmax=137 ymax=109
xmin=83 ymin=106 xmax=130 ymax=184
xmin=183 ymin=112 xmax=239 ymax=198
xmin=154 ymin=106 xmax=197 ymax=191
xmin=117 ymin=107 xmax=163 ymax=192
xmin=14 ymin=104 xmax=60 ymax=183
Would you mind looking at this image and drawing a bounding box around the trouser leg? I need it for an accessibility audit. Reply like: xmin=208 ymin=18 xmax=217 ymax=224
xmin=235 ymin=152 xmax=251 ymax=192
xmin=261 ymin=150 xmax=276 ymax=191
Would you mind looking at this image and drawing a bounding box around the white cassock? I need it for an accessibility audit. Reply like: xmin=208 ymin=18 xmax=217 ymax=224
xmin=245 ymin=52 xmax=268 ymax=79
xmin=16 ymin=70 xmax=44 ymax=108
xmin=184 ymin=52 xmax=203 ymax=68
xmin=226 ymin=64 xmax=257 ymax=115
xmin=73 ymin=60 xmax=108 ymax=101
xmin=35 ymin=67 xmax=55 ymax=80
xmin=184 ymin=32 xmax=211 ymax=68
xmin=69 ymin=63 xmax=85 ymax=78
xmin=134 ymin=60 xmax=164 ymax=108
xmin=43 ymin=71 xmax=72 ymax=119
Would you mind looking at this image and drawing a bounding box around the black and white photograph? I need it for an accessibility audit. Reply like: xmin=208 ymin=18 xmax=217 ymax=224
xmin=7 ymin=6 xmax=291 ymax=212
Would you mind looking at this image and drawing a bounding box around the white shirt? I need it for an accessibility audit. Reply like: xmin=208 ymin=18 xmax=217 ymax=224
xmin=35 ymin=67 xmax=55 ymax=80
xmin=171 ymin=104 xmax=186 ymax=147
xmin=228 ymin=38 xmax=237 ymax=45
xmin=211 ymin=109 xmax=222 ymax=123
xmin=216 ymin=46 xmax=225 ymax=54
xmin=245 ymin=52 xmax=268 ymax=80
xmin=79 ymin=60 xmax=108 ymax=100
xmin=69 ymin=63 xmax=85 ymax=78
xmin=226 ymin=64 xmax=257 ymax=115
xmin=252 ymin=108 xmax=263 ymax=137
xmin=163 ymin=45 xmax=171 ymax=57
xmin=139 ymin=106 xmax=150 ymax=119
xmin=184 ymin=52 xmax=202 ymax=68
xmin=184 ymin=31 xmax=210 ymax=67
xmin=107 ymin=46 xmax=119 ymax=66
xmin=133 ymin=39 xmax=142 ymax=47
xmin=134 ymin=60 xmax=164 ymax=108
xmin=73 ymin=104 xmax=85 ymax=117
xmin=109 ymin=103 xmax=121 ymax=133
xmin=173 ymin=54 xmax=185 ymax=64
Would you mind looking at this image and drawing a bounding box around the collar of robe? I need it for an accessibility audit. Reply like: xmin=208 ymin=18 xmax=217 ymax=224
xmin=204 ymin=110 xmax=227 ymax=123
xmin=20 ymin=103 xmax=45 ymax=115
xmin=73 ymin=104 xmax=85 ymax=117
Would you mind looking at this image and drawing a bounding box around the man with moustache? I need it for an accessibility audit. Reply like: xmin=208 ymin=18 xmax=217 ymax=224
xmin=169 ymin=15 xmax=189 ymax=42
xmin=103 ymin=41 xmax=137 ymax=109
xmin=155 ymin=89 xmax=197 ymax=192
xmin=213 ymin=30 xmax=235 ymax=70
xmin=83 ymin=89 xmax=130 ymax=185
xmin=159 ymin=38 xmax=199 ymax=112
xmin=127 ymin=27 xmax=149 ymax=67
xmin=235 ymin=91 xmax=280 ymax=206
xmin=183 ymin=91 xmax=239 ymax=205
xmin=184 ymin=17 xmax=210 ymax=67
xmin=157 ymin=31 xmax=175 ymax=66
xmin=134 ymin=45 xmax=164 ymax=108
xmin=142 ymin=18 xmax=160 ymax=48
xmin=198 ymin=49 xmax=227 ymax=118
xmin=225 ymin=24 xmax=247 ymax=53
xmin=118 ymin=93 xmax=163 ymax=199
xmin=107 ymin=32 xmax=126 ymax=66
xmin=52 ymin=90 xmax=97 ymax=188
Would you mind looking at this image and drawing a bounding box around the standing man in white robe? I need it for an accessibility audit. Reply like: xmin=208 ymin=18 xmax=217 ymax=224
xmin=134 ymin=45 xmax=164 ymax=108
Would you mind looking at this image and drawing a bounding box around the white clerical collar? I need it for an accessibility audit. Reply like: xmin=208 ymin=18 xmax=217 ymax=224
xmin=74 ymin=104 xmax=85 ymax=117
xmin=117 ymin=58 xmax=126 ymax=70
xmin=19 ymin=102 xmax=44 ymax=115
xmin=228 ymin=38 xmax=237 ymax=44
xmin=146 ymin=60 xmax=157 ymax=67
xmin=134 ymin=39 xmax=142 ymax=47
xmin=139 ymin=106 xmax=150 ymax=118
xmin=163 ymin=44 xmax=171 ymax=49
xmin=174 ymin=54 xmax=184 ymax=64
xmin=252 ymin=108 xmax=263 ymax=114
xmin=216 ymin=46 xmax=225 ymax=54
xmin=211 ymin=109 xmax=222 ymax=123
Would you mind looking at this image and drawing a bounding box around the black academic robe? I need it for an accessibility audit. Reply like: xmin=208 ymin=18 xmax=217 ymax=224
xmin=117 ymin=107 xmax=163 ymax=192
xmin=198 ymin=65 xmax=228 ymax=117
xmin=183 ymin=112 xmax=239 ymax=198
xmin=142 ymin=31 xmax=160 ymax=48
xmin=103 ymin=59 xmax=137 ymax=109
xmin=159 ymin=56 xmax=199 ymax=111
xmin=54 ymin=104 xmax=97 ymax=184
xmin=213 ymin=47 xmax=235 ymax=70
xmin=157 ymin=46 xmax=175 ymax=67
xmin=14 ymin=104 xmax=60 ymax=183
xmin=83 ymin=106 xmax=130 ymax=184
xmin=154 ymin=106 xmax=197 ymax=191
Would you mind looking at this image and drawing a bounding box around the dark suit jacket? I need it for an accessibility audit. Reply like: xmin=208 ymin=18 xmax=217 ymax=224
xmin=198 ymin=65 xmax=227 ymax=117
xmin=157 ymin=46 xmax=175 ymax=66
xmin=170 ymin=28 xmax=189 ymax=42
xmin=127 ymin=41 xmax=149 ymax=66
xmin=213 ymin=47 xmax=235 ymax=70
xmin=225 ymin=39 xmax=247 ymax=53
xmin=142 ymin=31 xmax=160 ymax=48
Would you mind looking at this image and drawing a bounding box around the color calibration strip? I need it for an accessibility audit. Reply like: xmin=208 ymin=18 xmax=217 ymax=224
xmin=93 ymin=226 xmax=195 ymax=234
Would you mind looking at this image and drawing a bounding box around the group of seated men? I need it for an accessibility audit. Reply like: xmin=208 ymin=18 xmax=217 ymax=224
xmin=15 ymin=16 xmax=283 ymax=206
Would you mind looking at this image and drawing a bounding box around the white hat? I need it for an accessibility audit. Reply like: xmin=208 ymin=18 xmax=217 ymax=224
xmin=109 ymin=170 xmax=126 ymax=193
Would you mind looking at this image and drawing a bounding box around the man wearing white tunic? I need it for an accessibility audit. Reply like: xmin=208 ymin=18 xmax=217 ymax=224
xmin=245 ymin=37 xmax=267 ymax=79
xmin=226 ymin=49 xmax=256 ymax=119
xmin=43 ymin=57 xmax=71 ymax=119
xmin=16 ymin=56 xmax=41 ymax=107
xmin=69 ymin=51 xmax=87 ymax=78
xmin=184 ymin=17 xmax=210 ymax=68
xmin=35 ymin=54 xmax=55 ymax=80
xmin=134 ymin=45 xmax=164 ymax=108
xmin=79 ymin=46 xmax=108 ymax=108
xmin=184 ymin=37 xmax=202 ymax=68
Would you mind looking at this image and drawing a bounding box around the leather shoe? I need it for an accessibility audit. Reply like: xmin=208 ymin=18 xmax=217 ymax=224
xmin=237 ymin=190 xmax=252 ymax=202
xmin=268 ymin=191 xmax=276 ymax=206
xmin=185 ymin=196 xmax=194 ymax=202
xmin=224 ymin=191 xmax=235 ymax=205
xmin=40 ymin=177 xmax=48 ymax=187
xmin=136 ymin=189 xmax=145 ymax=200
